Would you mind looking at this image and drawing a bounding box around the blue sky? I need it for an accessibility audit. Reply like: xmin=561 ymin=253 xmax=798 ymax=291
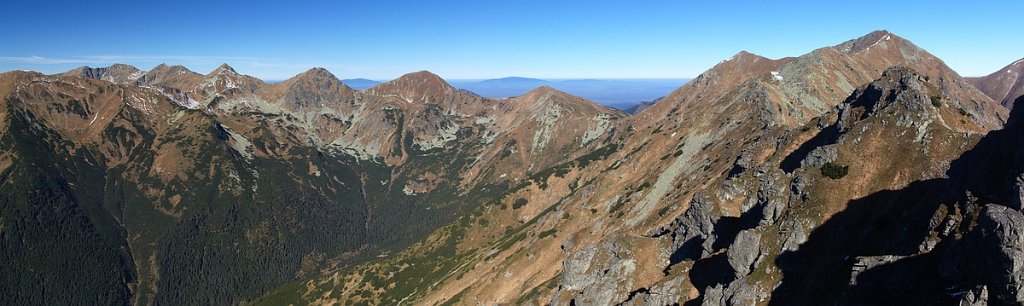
xmin=2 ymin=1 xmax=1022 ymax=80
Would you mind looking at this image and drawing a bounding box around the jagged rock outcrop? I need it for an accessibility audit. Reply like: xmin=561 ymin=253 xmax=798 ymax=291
xmin=964 ymin=204 xmax=1024 ymax=303
xmin=556 ymin=241 xmax=638 ymax=305
xmin=726 ymin=229 xmax=762 ymax=278
xmin=701 ymin=279 xmax=765 ymax=306
xmin=653 ymin=193 xmax=720 ymax=261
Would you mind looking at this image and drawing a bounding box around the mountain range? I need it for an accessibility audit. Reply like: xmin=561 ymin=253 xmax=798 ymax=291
xmin=338 ymin=76 xmax=687 ymax=112
xmin=3 ymin=30 xmax=1024 ymax=305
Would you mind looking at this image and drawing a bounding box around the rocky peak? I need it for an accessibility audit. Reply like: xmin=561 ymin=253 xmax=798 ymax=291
xmin=108 ymin=63 xmax=138 ymax=71
xmin=728 ymin=50 xmax=768 ymax=63
xmin=139 ymin=63 xmax=200 ymax=82
xmin=712 ymin=51 xmax=777 ymax=71
xmin=60 ymin=63 xmax=143 ymax=84
xmin=293 ymin=67 xmax=339 ymax=82
xmin=969 ymin=57 xmax=1024 ymax=108
xmin=835 ymin=30 xmax=907 ymax=54
xmin=273 ymin=67 xmax=355 ymax=110
xmin=136 ymin=63 xmax=207 ymax=94
xmin=838 ymin=66 xmax=934 ymax=128
xmin=281 ymin=67 xmax=352 ymax=93
xmin=370 ymin=70 xmax=454 ymax=99
xmin=513 ymin=85 xmax=617 ymax=115
xmin=148 ymin=63 xmax=197 ymax=76
xmin=209 ymin=63 xmax=238 ymax=76
xmin=61 ymin=66 xmax=101 ymax=79
xmin=521 ymin=85 xmax=565 ymax=99
xmin=700 ymin=50 xmax=792 ymax=87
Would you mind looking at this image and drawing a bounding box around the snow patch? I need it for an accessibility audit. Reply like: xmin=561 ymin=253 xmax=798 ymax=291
xmin=771 ymin=71 xmax=784 ymax=81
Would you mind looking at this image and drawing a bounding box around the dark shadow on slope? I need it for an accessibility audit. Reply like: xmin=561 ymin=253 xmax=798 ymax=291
xmin=839 ymin=249 xmax=953 ymax=305
xmin=665 ymin=197 xmax=767 ymax=273
xmin=685 ymin=252 xmax=735 ymax=306
xmin=950 ymin=95 xmax=1024 ymax=207
xmin=769 ymin=179 xmax=951 ymax=306
xmin=779 ymin=124 xmax=840 ymax=173
xmin=667 ymin=235 xmax=705 ymax=270
xmin=771 ymin=95 xmax=1024 ymax=306
xmin=780 ymin=84 xmax=888 ymax=174
xmin=711 ymin=202 xmax=765 ymax=250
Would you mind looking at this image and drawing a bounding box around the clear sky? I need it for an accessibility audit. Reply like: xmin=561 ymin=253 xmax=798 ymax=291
xmin=2 ymin=1 xmax=1022 ymax=80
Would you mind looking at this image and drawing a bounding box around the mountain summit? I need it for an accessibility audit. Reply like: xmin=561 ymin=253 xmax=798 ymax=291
xmin=60 ymin=63 xmax=143 ymax=84
xmin=370 ymin=70 xmax=455 ymax=99
xmin=208 ymin=63 xmax=238 ymax=76
xmin=969 ymin=58 xmax=1024 ymax=109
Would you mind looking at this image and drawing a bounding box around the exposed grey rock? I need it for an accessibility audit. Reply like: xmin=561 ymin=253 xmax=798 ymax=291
xmin=757 ymin=173 xmax=787 ymax=225
xmin=558 ymin=240 xmax=637 ymax=305
xmin=720 ymin=180 xmax=747 ymax=207
xmin=724 ymin=279 xmax=762 ymax=306
xmin=700 ymin=278 xmax=762 ymax=306
xmin=945 ymin=204 xmax=1024 ymax=305
xmin=963 ymin=204 xmax=1024 ymax=304
xmin=837 ymin=66 xmax=934 ymax=132
xmin=681 ymin=193 xmax=720 ymax=258
xmin=958 ymin=286 xmax=989 ymax=306
xmin=800 ymin=145 xmax=837 ymax=169
xmin=848 ymin=255 xmax=908 ymax=286
xmin=727 ymin=229 xmax=762 ymax=278
xmin=790 ymin=173 xmax=810 ymax=200
xmin=618 ymin=274 xmax=688 ymax=306
xmin=649 ymin=192 xmax=720 ymax=260
xmin=729 ymin=149 xmax=758 ymax=179
xmin=701 ymin=284 xmax=727 ymax=306
xmin=1012 ymin=175 xmax=1024 ymax=210
xmin=782 ymin=219 xmax=808 ymax=252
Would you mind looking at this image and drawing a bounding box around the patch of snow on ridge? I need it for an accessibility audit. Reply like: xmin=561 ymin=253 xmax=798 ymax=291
xmin=858 ymin=34 xmax=892 ymax=53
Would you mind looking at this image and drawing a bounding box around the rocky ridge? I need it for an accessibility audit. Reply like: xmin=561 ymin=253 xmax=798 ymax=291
xmin=969 ymin=58 xmax=1024 ymax=109
xmin=253 ymin=30 xmax=1019 ymax=306
xmin=3 ymin=29 xmax=1023 ymax=306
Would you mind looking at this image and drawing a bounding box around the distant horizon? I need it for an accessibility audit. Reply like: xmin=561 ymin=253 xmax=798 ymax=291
xmin=3 ymin=1 xmax=1021 ymax=80
xmin=7 ymin=62 xmax=696 ymax=83
xmin=3 ymin=54 xmax=1019 ymax=81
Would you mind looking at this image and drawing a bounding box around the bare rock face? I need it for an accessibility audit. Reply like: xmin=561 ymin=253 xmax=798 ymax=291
xmin=959 ymin=286 xmax=990 ymax=306
xmin=964 ymin=204 xmax=1024 ymax=304
xmin=619 ymin=274 xmax=689 ymax=306
xmin=727 ymin=229 xmax=762 ymax=278
xmin=757 ymin=173 xmax=788 ymax=225
xmin=651 ymin=192 xmax=720 ymax=261
xmin=700 ymin=278 xmax=763 ymax=306
xmin=800 ymin=146 xmax=837 ymax=168
xmin=557 ymin=241 xmax=637 ymax=305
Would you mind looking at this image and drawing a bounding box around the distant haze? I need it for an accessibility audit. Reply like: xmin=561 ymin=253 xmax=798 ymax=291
xmin=341 ymin=77 xmax=690 ymax=109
